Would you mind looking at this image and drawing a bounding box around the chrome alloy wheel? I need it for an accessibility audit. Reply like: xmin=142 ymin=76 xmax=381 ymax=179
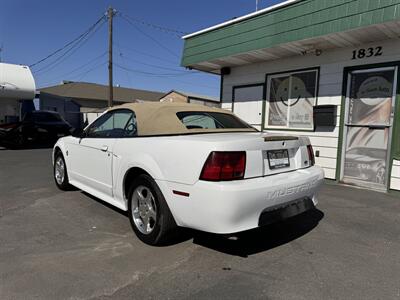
xmin=131 ymin=185 xmax=157 ymax=235
xmin=55 ymin=157 xmax=65 ymax=185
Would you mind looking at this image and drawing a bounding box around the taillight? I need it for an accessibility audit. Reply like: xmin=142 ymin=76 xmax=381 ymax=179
xmin=307 ymin=145 xmax=315 ymax=166
xmin=200 ymin=151 xmax=246 ymax=181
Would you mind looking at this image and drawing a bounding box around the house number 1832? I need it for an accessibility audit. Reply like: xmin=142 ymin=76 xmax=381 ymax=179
xmin=352 ymin=47 xmax=383 ymax=60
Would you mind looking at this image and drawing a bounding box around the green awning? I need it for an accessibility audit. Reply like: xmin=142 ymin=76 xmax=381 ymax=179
xmin=182 ymin=0 xmax=400 ymax=72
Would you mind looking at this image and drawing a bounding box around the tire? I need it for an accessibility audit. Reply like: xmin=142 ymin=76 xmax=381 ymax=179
xmin=128 ymin=174 xmax=178 ymax=245
xmin=54 ymin=152 xmax=73 ymax=191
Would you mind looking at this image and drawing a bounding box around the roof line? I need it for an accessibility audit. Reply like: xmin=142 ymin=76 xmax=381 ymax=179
xmin=161 ymin=89 xmax=187 ymax=99
xmin=182 ymin=0 xmax=301 ymax=39
xmin=161 ymin=89 xmax=219 ymax=102
xmin=39 ymin=81 xmax=165 ymax=95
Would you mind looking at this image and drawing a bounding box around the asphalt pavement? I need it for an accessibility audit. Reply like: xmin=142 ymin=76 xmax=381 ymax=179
xmin=0 ymin=148 xmax=399 ymax=299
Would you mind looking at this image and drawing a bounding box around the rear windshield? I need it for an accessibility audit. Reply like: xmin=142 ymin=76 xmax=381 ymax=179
xmin=176 ymin=111 xmax=253 ymax=130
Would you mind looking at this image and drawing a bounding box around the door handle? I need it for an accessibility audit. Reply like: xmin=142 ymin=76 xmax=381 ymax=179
xmin=100 ymin=145 xmax=108 ymax=152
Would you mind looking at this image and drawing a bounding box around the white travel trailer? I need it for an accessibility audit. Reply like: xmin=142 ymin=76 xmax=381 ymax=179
xmin=0 ymin=62 xmax=36 ymax=124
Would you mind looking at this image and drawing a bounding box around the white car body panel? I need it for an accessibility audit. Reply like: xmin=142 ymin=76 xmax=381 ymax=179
xmin=68 ymin=138 xmax=115 ymax=197
xmin=54 ymin=130 xmax=324 ymax=234
xmin=159 ymin=166 xmax=323 ymax=233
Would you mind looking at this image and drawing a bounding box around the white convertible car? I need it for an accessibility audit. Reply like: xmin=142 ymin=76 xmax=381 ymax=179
xmin=53 ymin=103 xmax=324 ymax=245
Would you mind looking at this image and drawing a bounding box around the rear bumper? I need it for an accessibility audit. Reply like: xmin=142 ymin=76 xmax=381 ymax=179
xmin=258 ymin=197 xmax=315 ymax=227
xmin=158 ymin=166 xmax=324 ymax=234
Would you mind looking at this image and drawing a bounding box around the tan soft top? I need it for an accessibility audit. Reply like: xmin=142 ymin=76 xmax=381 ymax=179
xmin=108 ymin=102 xmax=256 ymax=136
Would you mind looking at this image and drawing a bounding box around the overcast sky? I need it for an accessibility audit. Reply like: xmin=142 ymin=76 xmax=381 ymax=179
xmin=0 ymin=0 xmax=284 ymax=96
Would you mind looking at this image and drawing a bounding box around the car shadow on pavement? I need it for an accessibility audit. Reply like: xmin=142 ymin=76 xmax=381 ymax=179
xmin=79 ymin=191 xmax=324 ymax=253
xmin=81 ymin=191 xmax=195 ymax=245
xmin=81 ymin=191 xmax=129 ymax=217
xmin=192 ymin=208 xmax=324 ymax=257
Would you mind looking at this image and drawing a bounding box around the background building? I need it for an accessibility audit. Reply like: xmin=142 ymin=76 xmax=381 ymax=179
xmin=160 ymin=90 xmax=220 ymax=107
xmin=39 ymin=81 xmax=164 ymax=128
xmin=182 ymin=0 xmax=400 ymax=193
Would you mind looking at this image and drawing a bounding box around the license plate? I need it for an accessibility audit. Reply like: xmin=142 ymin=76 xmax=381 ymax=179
xmin=267 ymin=149 xmax=290 ymax=169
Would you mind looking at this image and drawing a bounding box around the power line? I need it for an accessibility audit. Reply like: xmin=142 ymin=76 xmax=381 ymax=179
xmin=78 ymin=61 xmax=108 ymax=79
xmin=115 ymin=63 xmax=189 ymax=76
xmin=114 ymin=63 xmax=218 ymax=90
xmin=120 ymin=13 xmax=188 ymax=37
xmin=116 ymin=44 xmax=134 ymax=87
xmin=168 ymin=78 xmax=219 ymax=90
xmin=34 ymin=18 xmax=107 ymax=75
xmin=29 ymin=14 xmax=106 ymax=68
xmin=163 ymin=76 xmax=219 ymax=90
xmin=119 ymin=13 xmax=180 ymax=58
xmin=115 ymin=42 xmax=178 ymax=65
xmin=115 ymin=49 xmax=199 ymax=74
xmin=39 ymin=60 xmax=108 ymax=88
xmin=36 ymin=51 xmax=107 ymax=80
xmin=34 ymin=17 xmax=106 ymax=74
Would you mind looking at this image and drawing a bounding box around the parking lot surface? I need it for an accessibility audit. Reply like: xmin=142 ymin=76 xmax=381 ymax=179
xmin=0 ymin=148 xmax=399 ymax=300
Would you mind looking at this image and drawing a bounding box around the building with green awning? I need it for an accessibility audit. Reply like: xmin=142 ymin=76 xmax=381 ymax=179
xmin=182 ymin=0 xmax=400 ymax=193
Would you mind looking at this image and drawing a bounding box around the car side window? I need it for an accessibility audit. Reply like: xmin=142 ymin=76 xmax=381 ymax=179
xmin=112 ymin=110 xmax=137 ymax=138
xmin=123 ymin=111 xmax=137 ymax=137
xmin=86 ymin=110 xmax=137 ymax=138
xmin=86 ymin=112 xmax=114 ymax=138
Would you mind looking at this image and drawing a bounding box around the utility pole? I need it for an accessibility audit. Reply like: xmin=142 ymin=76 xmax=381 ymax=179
xmin=107 ymin=6 xmax=115 ymax=107
xmin=256 ymin=0 xmax=259 ymax=11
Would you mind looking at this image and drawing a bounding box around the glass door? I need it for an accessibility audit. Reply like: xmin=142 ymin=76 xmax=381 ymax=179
xmin=341 ymin=67 xmax=397 ymax=190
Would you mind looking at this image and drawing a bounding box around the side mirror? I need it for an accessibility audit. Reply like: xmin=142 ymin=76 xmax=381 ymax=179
xmin=71 ymin=128 xmax=85 ymax=138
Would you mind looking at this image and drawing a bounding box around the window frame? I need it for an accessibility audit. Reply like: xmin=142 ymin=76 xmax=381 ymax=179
xmin=232 ymin=83 xmax=265 ymax=127
xmin=84 ymin=109 xmax=138 ymax=139
xmin=178 ymin=112 xmax=223 ymax=129
xmin=264 ymin=67 xmax=320 ymax=132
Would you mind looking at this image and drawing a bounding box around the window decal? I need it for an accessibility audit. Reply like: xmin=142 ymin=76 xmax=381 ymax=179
xmin=266 ymin=69 xmax=318 ymax=130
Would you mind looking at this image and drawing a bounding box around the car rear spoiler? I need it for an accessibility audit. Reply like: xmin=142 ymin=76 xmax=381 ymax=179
xmin=263 ymin=135 xmax=299 ymax=142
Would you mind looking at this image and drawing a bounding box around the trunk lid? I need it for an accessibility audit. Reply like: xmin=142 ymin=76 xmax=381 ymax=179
xmin=178 ymin=132 xmax=312 ymax=179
